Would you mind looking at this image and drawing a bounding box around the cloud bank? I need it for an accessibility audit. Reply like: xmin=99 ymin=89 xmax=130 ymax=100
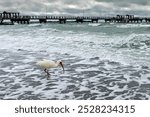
xmin=0 ymin=0 xmax=150 ymax=16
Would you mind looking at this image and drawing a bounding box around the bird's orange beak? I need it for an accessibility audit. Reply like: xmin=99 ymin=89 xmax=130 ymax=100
xmin=59 ymin=62 xmax=64 ymax=73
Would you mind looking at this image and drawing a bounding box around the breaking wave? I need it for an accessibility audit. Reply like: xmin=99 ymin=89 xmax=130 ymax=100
xmin=117 ymin=34 xmax=150 ymax=49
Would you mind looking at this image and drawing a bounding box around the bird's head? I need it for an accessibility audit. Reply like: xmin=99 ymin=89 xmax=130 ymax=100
xmin=57 ymin=60 xmax=64 ymax=73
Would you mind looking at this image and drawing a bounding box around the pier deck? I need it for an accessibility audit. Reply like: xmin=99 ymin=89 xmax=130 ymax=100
xmin=0 ymin=11 xmax=150 ymax=24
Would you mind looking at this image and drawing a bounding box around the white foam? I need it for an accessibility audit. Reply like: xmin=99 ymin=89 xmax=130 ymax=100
xmin=88 ymin=23 xmax=102 ymax=27
xmin=28 ymin=23 xmax=42 ymax=27
xmin=116 ymin=24 xmax=141 ymax=28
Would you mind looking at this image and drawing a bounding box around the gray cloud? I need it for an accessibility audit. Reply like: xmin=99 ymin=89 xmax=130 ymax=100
xmin=0 ymin=0 xmax=150 ymax=16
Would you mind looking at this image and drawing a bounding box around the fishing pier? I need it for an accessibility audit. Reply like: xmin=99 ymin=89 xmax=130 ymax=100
xmin=1 ymin=11 xmax=150 ymax=25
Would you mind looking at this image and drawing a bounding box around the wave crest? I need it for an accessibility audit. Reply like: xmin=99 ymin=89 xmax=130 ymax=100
xmin=118 ymin=34 xmax=150 ymax=49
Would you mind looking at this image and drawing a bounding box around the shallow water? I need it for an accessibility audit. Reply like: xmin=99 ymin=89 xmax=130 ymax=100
xmin=0 ymin=23 xmax=150 ymax=100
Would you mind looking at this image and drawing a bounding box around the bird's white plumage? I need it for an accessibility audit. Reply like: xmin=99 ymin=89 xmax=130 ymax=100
xmin=36 ymin=59 xmax=59 ymax=69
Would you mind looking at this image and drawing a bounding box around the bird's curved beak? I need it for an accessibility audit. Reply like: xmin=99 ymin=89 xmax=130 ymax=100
xmin=59 ymin=62 xmax=64 ymax=73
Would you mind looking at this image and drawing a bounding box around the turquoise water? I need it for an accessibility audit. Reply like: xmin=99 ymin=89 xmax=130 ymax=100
xmin=0 ymin=22 xmax=150 ymax=99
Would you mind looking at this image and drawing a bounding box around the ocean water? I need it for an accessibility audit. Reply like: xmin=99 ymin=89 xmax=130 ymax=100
xmin=0 ymin=22 xmax=150 ymax=100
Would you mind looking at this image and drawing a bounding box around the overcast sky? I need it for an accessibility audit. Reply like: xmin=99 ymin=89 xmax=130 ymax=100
xmin=0 ymin=0 xmax=150 ymax=16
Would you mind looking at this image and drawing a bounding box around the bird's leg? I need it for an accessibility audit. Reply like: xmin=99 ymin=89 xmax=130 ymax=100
xmin=46 ymin=71 xmax=51 ymax=79
xmin=44 ymin=69 xmax=50 ymax=79
xmin=44 ymin=69 xmax=47 ymax=73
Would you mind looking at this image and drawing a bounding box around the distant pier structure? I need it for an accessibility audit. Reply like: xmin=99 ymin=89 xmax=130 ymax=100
xmin=1 ymin=11 xmax=150 ymax=25
xmin=105 ymin=14 xmax=144 ymax=23
xmin=0 ymin=11 xmax=30 ymax=24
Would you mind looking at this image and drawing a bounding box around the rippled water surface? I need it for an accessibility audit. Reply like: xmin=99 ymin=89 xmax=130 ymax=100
xmin=0 ymin=23 xmax=150 ymax=99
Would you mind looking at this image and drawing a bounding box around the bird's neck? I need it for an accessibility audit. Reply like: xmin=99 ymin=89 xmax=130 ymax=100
xmin=55 ymin=61 xmax=60 ymax=67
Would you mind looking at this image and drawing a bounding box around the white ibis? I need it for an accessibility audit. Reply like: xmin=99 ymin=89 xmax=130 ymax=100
xmin=36 ymin=59 xmax=64 ymax=78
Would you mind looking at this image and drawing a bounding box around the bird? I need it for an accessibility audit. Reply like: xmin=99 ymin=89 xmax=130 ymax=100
xmin=36 ymin=59 xmax=64 ymax=78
